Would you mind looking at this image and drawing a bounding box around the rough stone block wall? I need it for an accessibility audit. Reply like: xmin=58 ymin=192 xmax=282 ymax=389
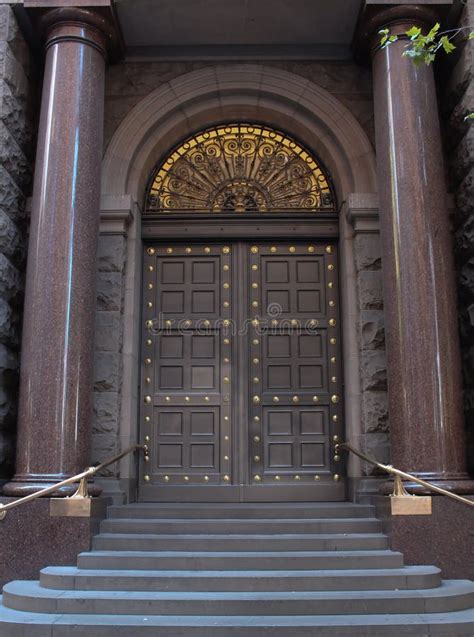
xmin=354 ymin=232 xmax=389 ymax=474
xmin=442 ymin=1 xmax=474 ymax=473
xmin=93 ymin=234 xmax=127 ymax=476
xmin=0 ymin=6 xmax=35 ymax=484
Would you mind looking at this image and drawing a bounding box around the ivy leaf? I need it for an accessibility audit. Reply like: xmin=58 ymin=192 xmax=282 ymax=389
xmin=406 ymin=26 xmax=421 ymax=40
xmin=426 ymin=22 xmax=440 ymax=42
xmin=464 ymin=112 xmax=474 ymax=121
xmin=403 ymin=49 xmax=423 ymax=60
xmin=378 ymin=28 xmax=389 ymax=47
xmin=400 ymin=24 xmax=472 ymax=68
xmin=379 ymin=28 xmax=398 ymax=48
xmin=440 ymin=36 xmax=456 ymax=54
xmin=424 ymin=52 xmax=436 ymax=65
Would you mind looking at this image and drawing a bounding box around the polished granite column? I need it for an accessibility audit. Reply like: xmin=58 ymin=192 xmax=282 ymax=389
xmin=4 ymin=9 xmax=109 ymax=495
xmin=369 ymin=6 xmax=474 ymax=493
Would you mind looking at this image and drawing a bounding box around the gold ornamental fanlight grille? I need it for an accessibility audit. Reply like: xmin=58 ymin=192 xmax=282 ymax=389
xmin=145 ymin=124 xmax=336 ymax=213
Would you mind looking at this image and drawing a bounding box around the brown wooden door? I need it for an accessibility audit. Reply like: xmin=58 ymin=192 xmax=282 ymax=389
xmin=139 ymin=242 xmax=344 ymax=502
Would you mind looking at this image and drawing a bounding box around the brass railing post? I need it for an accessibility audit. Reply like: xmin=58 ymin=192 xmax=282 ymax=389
xmin=340 ymin=442 xmax=474 ymax=509
xmin=0 ymin=444 xmax=146 ymax=520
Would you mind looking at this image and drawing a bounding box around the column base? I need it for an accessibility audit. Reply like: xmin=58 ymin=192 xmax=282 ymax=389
xmin=0 ymin=496 xmax=110 ymax=588
xmin=379 ymin=473 xmax=474 ymax=496
xmin=2 ymin=474 xmax=102 ymax=498
xmin=372 ymin=494 xmax=474 ymax=579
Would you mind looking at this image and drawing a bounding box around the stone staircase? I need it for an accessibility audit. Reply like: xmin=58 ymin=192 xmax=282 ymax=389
xmin=1 ymin=502 xmax=474 ymax=635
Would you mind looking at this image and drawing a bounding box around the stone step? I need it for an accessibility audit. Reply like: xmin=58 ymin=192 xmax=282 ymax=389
xmin=100 ymin=517 xmax=382 ymax=535
xmin=40 ymin=565 xmax=442 ymax=592
xmin=4 ymin=580 xmax=474 ymax=616
xmin=2 ymin=499 xmax=472 ymax=636
xmin=76 ymin=549 xmax=404 ymax=571
xmin=92 ymin=532 xmax=390 ymax=552
xmin=107 ymin=503 xmax=376 ymax=520
xmin=0 ymin=604 xmax=473 ymax=636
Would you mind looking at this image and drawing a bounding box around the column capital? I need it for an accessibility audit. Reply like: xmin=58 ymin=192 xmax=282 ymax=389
xmin=21 ymin=2 xmax=123 ymax=60
xmin=40 ymin=8 xmax=112 ymax=57
xmin=354 ymin=3 xmax=451 ymax=61
xmin=367 ymin=5 xmax=439 ymax=35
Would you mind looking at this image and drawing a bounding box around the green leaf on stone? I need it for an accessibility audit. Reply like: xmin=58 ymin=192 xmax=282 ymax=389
xmin=469 ymin=32 xmax=474 ymax=40
xmin=464 ymin=112 xmax=474 ymax=121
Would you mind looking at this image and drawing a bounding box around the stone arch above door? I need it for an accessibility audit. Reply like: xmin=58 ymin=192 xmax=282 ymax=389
xmin=101 ymin=64 xmax=377 ymax=203
xmin=97 ymin=65 xmax=379 ymax=499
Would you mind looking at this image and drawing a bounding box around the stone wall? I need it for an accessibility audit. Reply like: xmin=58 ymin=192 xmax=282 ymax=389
xmin=442 ymin=0 xmax=474 ymax=472
xmin=356 ymin=236 xmax=388 ymax=472
xmin=0 ymin=5 xmax=35 ymax=485
xmin=347 ymin=198 xmax=389 ymax=479
xmin=93 ymin=233 xmax=128 ymax=478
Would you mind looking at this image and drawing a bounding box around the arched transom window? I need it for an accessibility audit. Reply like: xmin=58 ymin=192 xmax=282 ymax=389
xmin=146 ymin=124 xmax=335 ymax=213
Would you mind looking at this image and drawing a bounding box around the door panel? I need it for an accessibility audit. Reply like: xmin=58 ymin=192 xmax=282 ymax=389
xmin=139 ymin=241 xmax=344 ymax=502
xmin=140 ymin=244 xmax=235 ymax=500
xmin=247 ymin=244 xmax=341 ymax=490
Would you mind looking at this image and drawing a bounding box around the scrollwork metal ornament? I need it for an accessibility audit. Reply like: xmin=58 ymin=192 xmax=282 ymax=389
xmin=146 ymin=124 xmax=335 ymax=213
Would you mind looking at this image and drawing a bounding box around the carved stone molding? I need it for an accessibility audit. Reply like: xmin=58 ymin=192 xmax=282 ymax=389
xmin=100 ymin=194 xmax=135 ymax=236
xmin=101 ymin=65 xmax=377 ymax=200
xmin=346 ymin=193 xmax=379 ymax=235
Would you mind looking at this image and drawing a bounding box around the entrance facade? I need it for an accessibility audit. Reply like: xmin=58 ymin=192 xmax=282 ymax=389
xmin=3 ymin=2 xmax=473 ymax=593
xmin=140 ymin=241 xmax=344 ymax=502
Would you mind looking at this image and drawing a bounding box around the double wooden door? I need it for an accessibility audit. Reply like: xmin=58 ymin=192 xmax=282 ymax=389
xmin=139 ymin=241 xmax=344 ymax=501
